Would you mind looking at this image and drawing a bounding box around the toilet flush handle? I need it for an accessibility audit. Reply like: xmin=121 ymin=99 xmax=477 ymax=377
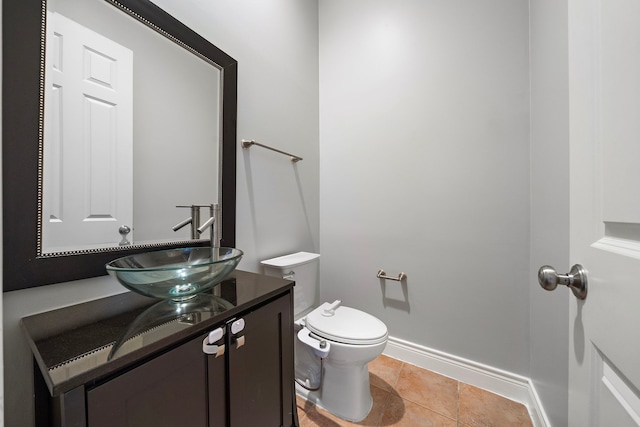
xmin=298 ymin=327 xmax=331 ymax=358
xmin=322 ymin=300 xmax=342 ymax=317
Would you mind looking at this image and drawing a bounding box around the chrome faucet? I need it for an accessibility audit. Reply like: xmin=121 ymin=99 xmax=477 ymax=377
xmin=197 ymin=204 xmax=221 ymax=248
xmin=172 ymin=204 xmax=221 ymax=247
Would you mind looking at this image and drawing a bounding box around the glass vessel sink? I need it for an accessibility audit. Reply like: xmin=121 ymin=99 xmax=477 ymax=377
xmin=106 ymin=247 xmax=243 ymax=301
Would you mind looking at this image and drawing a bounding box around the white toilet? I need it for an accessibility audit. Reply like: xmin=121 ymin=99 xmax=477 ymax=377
xmin=261 ymin=252 xmax=388 ymax=422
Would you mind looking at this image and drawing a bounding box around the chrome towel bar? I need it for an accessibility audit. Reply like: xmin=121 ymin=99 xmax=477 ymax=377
xmin=241 ymin=139 xmax=303 ymax=162
xmin=377 ymin=269 xmax=407 ymax=282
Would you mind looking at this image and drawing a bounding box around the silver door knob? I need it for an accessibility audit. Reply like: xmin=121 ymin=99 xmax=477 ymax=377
xmin=538 ymin=264 xmax=588 ymax=300
xmin=118 ymin=225 xmax=131 ymax=246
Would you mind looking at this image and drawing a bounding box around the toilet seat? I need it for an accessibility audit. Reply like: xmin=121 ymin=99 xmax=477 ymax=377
xmin=305 ymin=301 xmax=388 ymax=345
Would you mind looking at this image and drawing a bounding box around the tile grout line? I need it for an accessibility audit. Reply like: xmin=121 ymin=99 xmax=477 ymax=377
xmin=457 ymin=381 xmax=461 ymax=427
xmin=396 ymin=359 xmax=462 ymax=424
xmin=394 ymin=361 xmax=404 ymax=388
xmin=374 ymin=387 xmax=392 ymax=427
xmin=373 ymin=358 xmax=403 ymax=427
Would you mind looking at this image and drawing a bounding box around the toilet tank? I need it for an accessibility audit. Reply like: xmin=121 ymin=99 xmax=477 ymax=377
xmin=261 ymin=252 xmax=320 ymax=317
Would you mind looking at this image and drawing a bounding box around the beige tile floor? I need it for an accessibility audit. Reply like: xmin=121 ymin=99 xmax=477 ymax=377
xmin=297 ymin=354 xmax=533 ymax=427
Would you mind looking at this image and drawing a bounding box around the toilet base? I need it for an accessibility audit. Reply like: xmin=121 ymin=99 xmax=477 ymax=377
xmin=295 ymin=359 xmax=374 ymax=422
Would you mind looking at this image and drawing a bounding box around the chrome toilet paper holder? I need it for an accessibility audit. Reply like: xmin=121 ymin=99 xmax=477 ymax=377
xmin=377 ymin=269 xmax=407 ymax=282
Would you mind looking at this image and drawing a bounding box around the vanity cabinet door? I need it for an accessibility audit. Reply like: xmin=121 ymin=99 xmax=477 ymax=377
xmin=227 ymin=294 xmax=294 ymax=427
xmin=207 ymin=329 xmax=227 ymax=427
xmin=87 ymin=334 xmax=208 ymax=427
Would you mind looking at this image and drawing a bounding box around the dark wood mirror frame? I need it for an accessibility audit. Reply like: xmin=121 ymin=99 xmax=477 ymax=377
xmin=3 ymin=0 xmax=237 ymax=291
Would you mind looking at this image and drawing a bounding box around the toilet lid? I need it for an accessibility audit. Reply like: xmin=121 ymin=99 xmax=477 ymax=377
xmin=305 ymin=302 xmax=388 ymax=345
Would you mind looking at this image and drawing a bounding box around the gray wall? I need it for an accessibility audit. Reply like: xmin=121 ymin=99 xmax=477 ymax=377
xmin=318 ymin=0 xmax=531 ymax=375
xmin=529 ymin=0 xmax=570 ymax=425
xmin=2 ymin=1 xmax=320 ymax=425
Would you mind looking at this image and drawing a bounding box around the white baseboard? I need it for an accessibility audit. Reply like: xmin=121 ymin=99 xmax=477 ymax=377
xmin=383 ymin=336 xmax=551 ymax=427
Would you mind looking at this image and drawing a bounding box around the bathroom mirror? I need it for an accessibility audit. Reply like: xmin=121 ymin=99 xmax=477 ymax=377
xmin=3 ymin=0 xmax=237 ymax=291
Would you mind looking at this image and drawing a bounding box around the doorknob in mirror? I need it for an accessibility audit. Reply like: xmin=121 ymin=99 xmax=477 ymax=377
xmin=538 ymin=264 xmax=588 ymax=300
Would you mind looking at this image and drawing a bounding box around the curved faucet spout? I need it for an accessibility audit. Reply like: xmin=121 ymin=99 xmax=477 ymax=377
xmin=197 ymin=216 xmax=216 ymax=234
xmin=197 ymin=204 xmax=221 ymax=248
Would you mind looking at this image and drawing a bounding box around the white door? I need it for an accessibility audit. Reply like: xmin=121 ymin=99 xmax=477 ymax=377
xmin=568 ymin=0 xmax=640 ymax=425
xmin=42 ymin=12 xmax=133 ymax=252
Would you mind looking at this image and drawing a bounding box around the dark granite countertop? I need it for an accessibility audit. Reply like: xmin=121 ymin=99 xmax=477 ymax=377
xmin=22 ymin=270 xmax=294 ymax=397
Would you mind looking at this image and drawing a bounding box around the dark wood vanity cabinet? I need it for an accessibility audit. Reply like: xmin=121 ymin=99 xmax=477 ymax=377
xmin=86 ymin=294 xmax=293 ymax=427
xmin=23 ymin=271 xmax=297 ymax=427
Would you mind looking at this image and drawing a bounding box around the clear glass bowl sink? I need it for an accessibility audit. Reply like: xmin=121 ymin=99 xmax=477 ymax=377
xmin=106 ymin=247 xmax=243 ymax=301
